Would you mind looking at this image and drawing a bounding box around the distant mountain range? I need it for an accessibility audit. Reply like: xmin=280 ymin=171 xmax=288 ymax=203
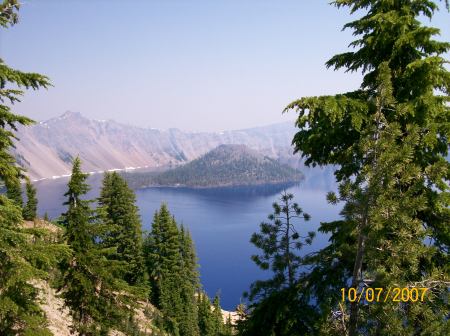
xmin=12 ymin=111 xmax=301 ymax=180
xmin=124 ymin=144 xmax=303 ymax=188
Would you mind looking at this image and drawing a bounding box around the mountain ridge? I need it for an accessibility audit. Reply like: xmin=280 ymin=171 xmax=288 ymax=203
xmin=12 ymin=111 xmax=299 ymax=180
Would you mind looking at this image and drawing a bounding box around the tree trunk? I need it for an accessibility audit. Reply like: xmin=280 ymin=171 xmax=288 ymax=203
xmin=349 ymin=97 xmax=384 ymax=335
xmin=348 ymin=214 xmax=368 ymax=336
xmin=284 ymin=198 xmax=294 ymax=286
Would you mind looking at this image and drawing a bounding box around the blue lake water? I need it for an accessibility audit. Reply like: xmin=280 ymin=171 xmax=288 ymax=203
xmin=35 ymin=174 xmax=340 ymax=310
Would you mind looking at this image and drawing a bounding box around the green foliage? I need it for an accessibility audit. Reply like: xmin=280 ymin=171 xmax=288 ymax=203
xmin=211 ymin=294 xmax=225 ymax=335
xmin=197 ymin=292 xmax=232 ymax=336
xmin=197 ymin=293 xmax=215 ymax=336
xmin=0 ymin=0 xmax=19 ymax=27
xmin=124 ymin=144 xmax=302 ymax=188
xmin=59 ymin=158 xmax=100 ymax=333
xmin=237 ymin=286 xmax=319 ymax=336
xmin=0 ymin=1 xmax=56 ymax=333
xmin=223 ymin=315 xmax=234 ymax=336
xmin=144 ymin=204 xmax=188 ymax=335
xmin=0 ymin=195 xmax=49 ymax=335
xmin=178 ymin=225 xmax=200 ymax=336
xmin=22 ymin=179 xmax=37 ymax=220
xmin=144 ymin=204 xmax=182 ymax=308
xmin=59 ymin=158 xmax=134 ymax=335
xmin=5 ymin=175 xmax=22 ymax=208
xmin=98 ymin=172 xmax=145 ymax=286
xmin=280 ymin=1 xmax=450 ymax=334
xmin=144 ymin=204 xmax=221 ymax=336
xmin=239 ymin=192 xmax=316 ymax=335
xmin=248 ymin=191 xmax=314 ymax=301
xmin=179 ymin=225 xmax=200 ymax=292
xmin=60 ymin=158 xmax=92 ymax=251
xmin=0 ymin=195 xmax=69 ymax=335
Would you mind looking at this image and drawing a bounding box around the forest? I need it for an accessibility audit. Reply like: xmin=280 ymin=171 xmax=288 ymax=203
xmin=1 ymin=0 xmax=449 ymax=335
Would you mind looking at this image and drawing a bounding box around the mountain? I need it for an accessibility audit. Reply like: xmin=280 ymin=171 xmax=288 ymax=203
xmin=12 ymin=111 xmax=300 ymax=180
xmin=124 ymin=144 xmax=303 ymax=188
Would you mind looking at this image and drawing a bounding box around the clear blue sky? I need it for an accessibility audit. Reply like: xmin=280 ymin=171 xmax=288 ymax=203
xmin=1 ymin=0 xmax=449 ymax=131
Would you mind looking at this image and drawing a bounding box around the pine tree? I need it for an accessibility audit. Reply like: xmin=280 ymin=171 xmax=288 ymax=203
xmin=240 ymin=192 xmax=316 ymax=335
xmin=98 ymin=172 xmax=145 ymax=285
xmin=5 ymin=176 xmax=22 ymax=208
xmin=144 ymin=211 xmax=163 ymax=305
xmin=178 ymin=225 xmax=200 ymax=336
xmin=144 ymin=204 xmax=184 ymax=335
xmin=0 ymin=195 xmax=51 ymax=335
xmin=237 ymin=286 xmax=318 ymax=336
xmin=211 ymin=294 xmax=224 ymax=335
xmin=144 ymin=205 xmax=205 ymax=336
xmin=60 ymin=158 xmax=127 ymax=335
xmin=60 ymin=157 xmax=97 ymax=334
xmin=0 ymin=1 xmax=54 ymax=333
xmin=282 ymin=1 xmax=450 ymax=334
xmin=146 ymin=205 xmax=182 ymax=308
xmin=248 ymin=191 xmax=313 ymax=301
xmin=197 ymin=292 xmax=215 ymax=336
xmin=179 ymin=225 xmax=200 ymax=292
xmin=0 ymin=197 xmax=68 ymax=335
xmin=196 ymin=291 xmax=232 ymax=336
xmin=22 ymin=179 xmax=38 ymax=221
xmin=223 ymin=314 xmax=234 ymax=336
xmin=60 ymin=157 xmax=92 ymax=250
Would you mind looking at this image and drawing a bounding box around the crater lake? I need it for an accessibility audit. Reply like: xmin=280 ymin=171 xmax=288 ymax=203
xmin=34 ymin=171 xmax=340 ymax=310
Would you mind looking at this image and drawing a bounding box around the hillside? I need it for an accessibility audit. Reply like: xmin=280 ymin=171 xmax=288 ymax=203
xmin=19 ymin=219 xmax=164 ymax=335
xmin=19 ymin=219 xmax=239 ymax=335
xmin=12 ymin=112 xmax=299 ymax=180
xmin=124 ymin=144 xmax=303 ymax=188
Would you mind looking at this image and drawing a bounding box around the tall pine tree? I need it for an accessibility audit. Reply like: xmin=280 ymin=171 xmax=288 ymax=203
xmin=0 ymin=195 xmax=50 ymax=335
xmin=60 ymin=157 xmax=98 ymax=334
xmin=0 ymin=1 xmax=54 ymax=334
xmin=5 ymin=175 xmax=22 ymax=208
xmin=144 ymin=205 xmax=207 ymax=336
xmin=98 ymin=172 xmax=145 ymax=286
xmin=144 ymin=204 xmax=184 ymax=335
xmin=248 ymin=191 xmax=313 ymax=301
xmin=197 ymin=292 xmax=215 ymax=336
xmin=240 ymin=192 xmax=317 ymax=336
xmin=22 ymin=179 xmax=37 ymax=221
xmin=179 ymin=225 xmax=200 ymax=336
xmin=282 ymin=1 xmax=450 ymax=334
xmin=211 ymin=294 xmax=225 ymax=336
xmin=60 ymin=158 xmax=127 ymax=335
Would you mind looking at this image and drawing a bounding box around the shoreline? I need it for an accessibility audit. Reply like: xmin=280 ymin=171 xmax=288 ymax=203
xmin=133 ymin=179 xmax=302 ymax=190
xmin=31 ymin=165 xmax=160 ymax=183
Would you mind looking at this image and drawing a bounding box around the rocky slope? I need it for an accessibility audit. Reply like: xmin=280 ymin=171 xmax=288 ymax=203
xmin=12 ymin=112 xmax=298 ymax=180
xmin=21 ymin=219 xmax=161 ymax=335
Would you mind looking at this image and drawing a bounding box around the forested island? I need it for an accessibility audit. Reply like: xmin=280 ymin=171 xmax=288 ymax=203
xmin=124 ymin=144 xmax=303 ymax=188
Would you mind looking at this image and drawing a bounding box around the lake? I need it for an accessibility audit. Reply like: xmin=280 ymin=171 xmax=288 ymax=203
xmin=34 ymin=171 xmax=340 ymax=310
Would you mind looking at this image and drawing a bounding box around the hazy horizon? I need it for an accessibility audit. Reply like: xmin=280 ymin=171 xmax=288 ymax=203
xmin=40 ymin=110 xmax=297 ymax=133
xmin=1 ymin=0 xmax=449 ymax=132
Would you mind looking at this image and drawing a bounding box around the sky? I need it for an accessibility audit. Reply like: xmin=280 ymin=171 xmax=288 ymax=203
xmin=1 ymin=0 xmax=449 ymax=132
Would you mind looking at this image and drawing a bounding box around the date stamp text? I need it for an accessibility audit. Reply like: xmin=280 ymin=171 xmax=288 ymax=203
xmin=341 ymin=287 xmax=429 ymax=303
